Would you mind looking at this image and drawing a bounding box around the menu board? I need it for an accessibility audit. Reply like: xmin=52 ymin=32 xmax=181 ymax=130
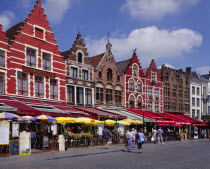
xmin=12 ymin=122 xmax=19 ymax=138
xmin=98 ymin=123 xmax=104 ymax=136
xmin=43 ymin=136 xmax=49 ymax=148
xmin=10 ymin=140 xmax=19 ymax=156
xmin=0 ymin=121 xmax=10 ymax=145
xmin=118 ymin=124 xmax=125 ymax=135
xmin=51 ymin=124 xmax=58 ymax=135
xmin=58 ymin=135 xmax=65 ymax=151
xmin=19 ymin=132 xmax=31 ymax=155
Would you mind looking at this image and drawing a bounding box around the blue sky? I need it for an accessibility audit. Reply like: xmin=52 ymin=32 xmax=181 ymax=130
xmin=0 ymin=0 xmax=210 ymax=74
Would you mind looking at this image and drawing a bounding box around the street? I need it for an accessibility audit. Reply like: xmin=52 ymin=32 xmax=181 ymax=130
xmin=0 ymin=139 xmax=210 ymax=169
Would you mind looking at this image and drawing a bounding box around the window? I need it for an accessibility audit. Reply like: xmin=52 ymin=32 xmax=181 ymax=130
xmin=35 ymin=76 xmax=44 ymax=97
xmin=115 ymin=90 xmax=121 ymax=105
xmin=196 ymin=87 xmax=200 ymax=95
xmin=197 ymin=98 xmax=200 ymax=107
xmin=151 ymin=73 xmax=156 ymax=81
xmin=106 ymin=89 xmax=112 ymax=103
xmin=129 ymin=79 xmax=135 ymax=91
xmin=26 ymin=47 xmax=36 ymax=67
xmin=192 ymin=97 xmax=195 ymax=106
xmin=148 ymin=87 xmax=153 ymax=100
xmin=78 ymin=52 xmax=83 ymax=63
xmin=155 ymin=89 xmax=159 ymax=101
xmin=137 ymin=81 xmax=142 ymax=93
xmin=148 ymin=101 xmax=153 ymax=111
xmin=178 ymin=89 xmax=182 ymax=98
xmin=35 ymin=27 xmax=44 ymax=39
xmin=203 ymin=86 xmax=207 ymax=96
xmin=42 ymin=53 xmax=51 ymax=70
xmin=165 ymin=73 xmax=169 ymax=81
xmin=133 ymin=64 xmax=138 ymax=76
xmin=98 ymin=71 xmax=102 ymax=79
xmin=175 ymin=75 xmax=179 ymax=83
xmin=70 ymin=67 xmax=78 ymax=78
xmin=164 ymin=101 xmax=170 ymax=111
xmin=107 ymin=68 xmax=112 ymax=80
xmin=186 ymin=78 xmax=188 ymax=85
xmin=192 ymin=109 xmax=195 ymax=118
xmin=76 ymin=87 xmax=83 ymax=104
xmin=137 ymin=97 xmax=142 ymax=108
xmin=197 ymin=110 xmax=200 ymax=118
xmin=0 ymin=50 xmax=5 ymax=67
xmin=50 ymin=79 xmax=58 ymax=99
xmin=96 ymin=87 xmax=103 ymax=103
xmin=67 ymin=86 xmax=74 ymax=104
xmin=172 ymin=87 xmax=176 ymax=97
xmin=82 ymin=70 xmax=88 ymax=80
xmin=129 ymin=95 xmax=135 ymax=108
xmin=0 ymin=73 xmax=4 ymax=94
xmin=192 ymin=86 xmax=195 ymax=95
xmin=17 ymin=72 xmax=28 ymax=95
xmin=85 ymin=88 xmax=92 ymax=105
xmin=117 ymin=75 xmax=120 ymax=81
xmin=155 ymin=102 xmax=159 ymax=112
xmin=164 ymin=85 xmax=170 ymax=97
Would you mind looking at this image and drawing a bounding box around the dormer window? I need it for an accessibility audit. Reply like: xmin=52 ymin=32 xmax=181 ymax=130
xmin=132 ymin=64 xmax=138 ymax=76
xmin=78 ymin=52 xmax=83 ymax=63
xmin=151 ymin=73 xmax=156 ymax=81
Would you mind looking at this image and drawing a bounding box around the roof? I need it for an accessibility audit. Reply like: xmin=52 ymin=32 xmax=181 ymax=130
xmin=89 ymin=53 xmax=104 ymax=69
xmin=202 ymin=74 xmax=210 ymax=80
xmin=143 ymin=68 xmax=148 ymax=76
xmin=117 ymin=59 xmax=131 ymax=75
xmin=5 ymin=22 xmax=23 ymax=42
xmin=191 ymin=71 xmax=205 ymax=80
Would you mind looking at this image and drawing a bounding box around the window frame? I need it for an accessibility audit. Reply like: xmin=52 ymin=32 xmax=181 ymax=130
xmin=70 ymin=67 xmax=78 ymax=78
xmin=35 ymin=75 xmax=44 ymax=98
xmin=67 ymin=85 xmax=75 ymax=104
xmin=50 ymin=79 xmax=58 ymax=100
xmin=26 ymin=47 xmax=36 ymax=67
xmin=42 ymin=52 xmax=51 ymax=71
xmin=0 ymin=50 xmax=5 ymax=67
xmin=17 ymin=72 xmax=28 ymax=96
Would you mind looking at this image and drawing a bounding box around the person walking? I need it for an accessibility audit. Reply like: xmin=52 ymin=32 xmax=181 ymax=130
xmin=126 ymin=129 xmax=134 ymax=152
xmin=131 ymin=128 xmax=137 ymax=148
xmin=136 ymin=128 xmax=146 ymax=153
xmin=102 ymin=126 xmax=111 ymax=149
xmin=157 ymin=127 xmax=164 ymax=144
xmin=151 ymin=127 xmax=157 ymax=144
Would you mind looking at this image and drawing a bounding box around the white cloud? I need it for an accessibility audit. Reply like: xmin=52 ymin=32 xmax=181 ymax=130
xmin=0 ymin=11 xmax=15 ymax=30
xmin=85 ymin=26 xmax=202 ymax=65
xmin=158 ymin=63 xmax=175 ymax=69
xmin=19 ymin=0 xmax=32 ymax=8
xmin=122 ymin=0 xmax=200 ymax=20
xmin=43 ymin=0 xmax=72 ymax=23
xmin=196 ymin=66 xmax=210 ymax=75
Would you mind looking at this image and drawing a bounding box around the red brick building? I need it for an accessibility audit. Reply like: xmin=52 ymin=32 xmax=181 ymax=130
xmin=90 ymin=41 xmax=124 ymax=107
xmin=117 ymin=51 xmax=163 ymax=112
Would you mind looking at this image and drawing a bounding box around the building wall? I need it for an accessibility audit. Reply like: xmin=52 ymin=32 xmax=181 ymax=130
xmin=1 ymin=1 xmax=66 ymax=102
xmin=161 ymin=65 xmax=190 ymax=114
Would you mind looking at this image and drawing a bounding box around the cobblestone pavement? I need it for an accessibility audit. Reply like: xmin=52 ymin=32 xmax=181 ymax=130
xmin=0 ymin=139 xmax=210 ymax=169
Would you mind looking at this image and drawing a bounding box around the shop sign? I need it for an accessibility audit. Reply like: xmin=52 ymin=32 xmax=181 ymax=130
xmin=17 ymin=110 xmax=39 ymax=115
xmin=22 ymin=66 xmax=56 ymax=78
xmin=0 ymin=121 xmax=10 ymax=145
xmin=19 ymin=132 xmax=31 ymax=155
xmin=0 ymin=107 xmax=17 ymax=112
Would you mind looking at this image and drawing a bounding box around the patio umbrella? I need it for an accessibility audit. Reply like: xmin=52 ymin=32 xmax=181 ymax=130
xmin=86 ymin=120 xmax=104 ymax=126
xmin=20 ymin=115 xmax=33 ymax=123
xmin=105 ymin=119 xmax=115 ymax=126
xmin=0 ymin=112 xmax=21 ymax=120
xmin=123 ymin=119 xmax=138 ymax=125
xmin=31 ymin=115 xmax=56 ymax=123
xmin=75 ymin=117 xmax=94 ymax=124
xmin=135 ymin=120 xmax=143 ymax=125
xmin=117 ymin=120 xmax=130 ymax=126
xmin=55 ymin=117 xmax=76 ymax=123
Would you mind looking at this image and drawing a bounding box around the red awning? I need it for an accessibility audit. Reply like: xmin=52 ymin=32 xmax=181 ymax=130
xmin=157 ymin=113 xmax=190 ymax=125
xmin=128 ymin=109 xmax=176 ymax=124
xmin=75 ymin=107 xmax=126 ymax=120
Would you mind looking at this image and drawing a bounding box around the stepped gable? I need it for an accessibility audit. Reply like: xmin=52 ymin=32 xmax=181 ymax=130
xmin=89 ymin=53 xmax=105 ymax=69
xmin=5 ymin=0 xmax=58 ymax=48
xmin=117 ymin=59 xmax=131 ymax=75
xmin=62 ymin=33 xmax=89 ymax=61
xmin=145 ymin=59 xmax=161 ymax=81
xmin=0 ymin=25 xmax=8 ymax=44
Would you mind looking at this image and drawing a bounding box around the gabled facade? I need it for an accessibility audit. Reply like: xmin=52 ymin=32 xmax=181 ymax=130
xmin=117 ymin=51 xmax=145 ymax=109
xmin=90 ymin=42 xmax=124 ymax=107
xmin=4 ymin=0 xmax=66 ymax=101
xmin=144 ymin=60 xmax=163 ymax=112
xmin=62 ymin=33 xmax=94 ymax=107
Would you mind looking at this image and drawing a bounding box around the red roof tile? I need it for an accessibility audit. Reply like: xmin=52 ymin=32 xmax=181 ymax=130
xmin=89 ymin=53 xmax=104 ymax=69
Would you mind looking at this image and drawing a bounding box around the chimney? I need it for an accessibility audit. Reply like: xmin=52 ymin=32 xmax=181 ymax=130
xmin=186 ymin=67 xmax=191 ymax=73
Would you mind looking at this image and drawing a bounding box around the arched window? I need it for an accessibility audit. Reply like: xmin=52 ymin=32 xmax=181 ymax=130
xmin=129 ymin=79 xmax=135 ymax=91
xmin=98 ymin=71 xmax=102 ymax=79
xmin=133 ymin=64 xmax=138 ymax=76
xmin=165 ymin=73 xmax=169 ymax=81
xmin=129 ymin=95 xmax=135 ymax=108
xmin=117 ymin=75 xmax=120 ymax=81
xmin=137 ymin=96 xmax=142 ymax=108
xmin=77 ymin=52 xmax=83 ymax=63
xmin=107 ymin=68 xmax=112 ymax=80
xmin=137 ymin=81 xmax=142 ymax=93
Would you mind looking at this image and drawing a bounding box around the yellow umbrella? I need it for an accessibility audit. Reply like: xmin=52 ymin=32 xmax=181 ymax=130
xmin=75 ymin=117 xmax=94 ymax=124
xmin=123 ymin=119 xmax=137 ymax=125
xmin=135 ymin=120 xmax=143 ymax=125
xmin=55 ymin=117 xmax=76 ymax=123
xmin=117 ymin=120 xmax=130 ymax=126
xmin=105 ymin=119 xmax=115 ymax=126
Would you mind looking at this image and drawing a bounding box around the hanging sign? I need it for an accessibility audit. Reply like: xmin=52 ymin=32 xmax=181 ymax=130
xmin=0 ymin=121 xmax=10 ymax=145
xmin=19 ymin=132 xmax=31 ymax=155
xmin=12 ymin=121 xmax=19 ymax=138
